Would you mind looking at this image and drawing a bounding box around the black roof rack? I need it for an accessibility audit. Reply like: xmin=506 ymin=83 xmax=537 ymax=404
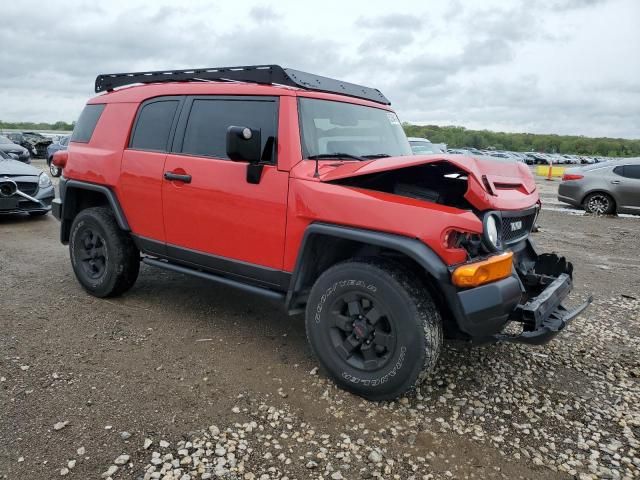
xmin=94 ymin=64 xmax=390 ymax=105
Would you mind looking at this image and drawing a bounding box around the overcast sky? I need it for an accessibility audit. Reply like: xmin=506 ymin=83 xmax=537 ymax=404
xmin=1 ymin=0 xmax=638 ymax=138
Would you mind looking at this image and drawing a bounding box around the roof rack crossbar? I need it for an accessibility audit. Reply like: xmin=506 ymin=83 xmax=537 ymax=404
xmin=94 ymin=65 xmax=390 ymax=105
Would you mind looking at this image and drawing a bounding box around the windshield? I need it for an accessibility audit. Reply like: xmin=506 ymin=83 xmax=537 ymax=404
xmin=409 ymin=141 xmax=439 ymax=154
xmin=0 ymin=136 xmax=13 ymax=145
xmin=299 ymin=98 xmax=412 ymax=159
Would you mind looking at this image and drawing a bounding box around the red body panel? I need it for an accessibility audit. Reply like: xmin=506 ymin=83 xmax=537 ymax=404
xmin=65 ymin=81 xmax=541 ymax=273
xmin=162 ymin=158 xmax=289 ymax=268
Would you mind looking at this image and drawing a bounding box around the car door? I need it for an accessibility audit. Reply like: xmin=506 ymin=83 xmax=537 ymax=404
xmin=161 ymin=95 xmax=289 ymax=288
xmin=119 ymin=97 xmax=183 ymax=250
xmin=612 ymin=164 xmax=640 ymax=212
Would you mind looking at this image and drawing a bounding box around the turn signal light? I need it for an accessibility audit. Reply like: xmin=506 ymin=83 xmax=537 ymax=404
xmin=562 ymin=173 xmax=583 ymax=181
xmin=452 ymin=252 xmax=514 ymax=288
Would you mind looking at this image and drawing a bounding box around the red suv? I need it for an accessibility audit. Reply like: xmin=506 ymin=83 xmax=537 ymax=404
xmin=53 ymin=65 xmax=591 ymax=400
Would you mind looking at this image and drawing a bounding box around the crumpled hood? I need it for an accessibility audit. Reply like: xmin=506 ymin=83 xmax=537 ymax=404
xmin=293 ymin=154 xmax=538 ymax=211
xmin=0 ymin=158 xmax=39 ymax=176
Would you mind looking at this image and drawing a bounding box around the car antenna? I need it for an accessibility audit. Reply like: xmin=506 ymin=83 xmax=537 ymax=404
xmin=313 ymin=157 xmax=320 ymax=178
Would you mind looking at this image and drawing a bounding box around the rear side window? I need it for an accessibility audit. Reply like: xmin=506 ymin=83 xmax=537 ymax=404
xmin=130 ymin=100 xmax=179 ymax=152
xmin=180 ymin=98 xmax=277 ymax=161
xmin=71 ymin=104 xmax=105 ymax=143
xmin=622 ymin=165 xmax=640 ymax=179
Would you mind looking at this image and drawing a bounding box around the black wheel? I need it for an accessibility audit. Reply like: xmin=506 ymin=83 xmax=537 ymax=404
xmin=584 ymin=192 xmax=615 ymax=215
xmin=28 ymin=211 xmax=48 ymax=217
xmin=69 ymin=207 xmax=140 ymax=297
xmin=305 ymin=258 xmax=442 ymax=401
xmin=48 ymin=158 xmax=62 ymax=177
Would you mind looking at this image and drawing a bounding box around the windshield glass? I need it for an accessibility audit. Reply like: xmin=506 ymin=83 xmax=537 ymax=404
xmin=0 ymin=136 xmax=13 ymax=145
xmin=299 ymin=98 xmax=412 ymax=159
xmin=409 ymin=141 xmax=439 ymax=154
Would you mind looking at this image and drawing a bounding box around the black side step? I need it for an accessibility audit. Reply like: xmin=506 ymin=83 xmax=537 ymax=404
xmin=142 ymin=257 xmax=286 ymax=302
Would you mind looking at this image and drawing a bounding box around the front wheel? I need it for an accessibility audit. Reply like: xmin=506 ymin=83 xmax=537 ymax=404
xmin=305 ymin=259 xmax=443 ymax=401
xmin=69 ymin=207 xmax=140 ymax=297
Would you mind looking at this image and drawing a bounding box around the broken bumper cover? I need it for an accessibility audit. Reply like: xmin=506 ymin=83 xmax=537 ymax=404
xmin=452 ymin=243 xmax=592 ymax=345
xmin=493 ymin=273 xmax=592 ymax=345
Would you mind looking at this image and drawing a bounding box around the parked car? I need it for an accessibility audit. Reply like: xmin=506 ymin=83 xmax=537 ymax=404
xmin=53 ymin=64 xmax=590 ymax=400
xmin=407 ymin=137 xmax=443 ymax=154
xmin=6 ymin=131 xmax=52 ymax=158
xmin=46 ymin=135 xmax=69 ymax=177
xmin=0 ymin=135 xmax=31 ymax=163
xmin=0 ymin=149 xmax=55 ymax=216
xmin=558 ymin=159 xmax=640 ymax=214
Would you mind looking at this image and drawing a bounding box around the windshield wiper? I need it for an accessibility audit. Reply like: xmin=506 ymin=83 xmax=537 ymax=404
xmin=361 ymin=153 xmax=392 ymax=159
xmin=307 ymin=153 xmax=366 ymax=161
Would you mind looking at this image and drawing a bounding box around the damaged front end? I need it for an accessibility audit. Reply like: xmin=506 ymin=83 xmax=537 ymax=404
xmin=312 ymin=154 xmax=592 ymax=345
xmin=492 ymin=242 xmax=593 ymax=345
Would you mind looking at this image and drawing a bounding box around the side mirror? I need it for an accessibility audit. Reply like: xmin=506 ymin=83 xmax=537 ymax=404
xmin=226 ymin=126 xmax=261 ymax=164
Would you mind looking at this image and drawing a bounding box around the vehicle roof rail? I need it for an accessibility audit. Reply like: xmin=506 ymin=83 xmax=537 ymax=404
xmin=94 ymin=64 xmax=390 ymax=105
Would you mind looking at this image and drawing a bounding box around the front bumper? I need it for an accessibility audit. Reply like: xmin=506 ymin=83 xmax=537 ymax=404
xmin=452 ymin=240 xmax=592 ymax=345
xmin=0 ymin=184 xmax=55 ymax=215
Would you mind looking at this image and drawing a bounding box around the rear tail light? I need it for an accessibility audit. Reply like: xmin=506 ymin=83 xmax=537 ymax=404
xmin=52 ymin=150 xmax=68 ymax=168
xmin=562 ymin=173 xmax=583 ymax=181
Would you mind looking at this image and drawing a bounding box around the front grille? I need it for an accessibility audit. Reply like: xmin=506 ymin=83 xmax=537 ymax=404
xmin=500 ymin=211 xmax=536 ymax=244
xmin=16 ymin=182 xmax=38 ymax=196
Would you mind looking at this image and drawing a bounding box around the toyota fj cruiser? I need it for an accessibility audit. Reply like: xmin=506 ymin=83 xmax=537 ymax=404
xmin=52 ymin=65 xmax=591 ymax=400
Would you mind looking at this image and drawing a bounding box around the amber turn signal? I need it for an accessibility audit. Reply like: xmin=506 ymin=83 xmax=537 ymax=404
xmin=451 ymin=252 xmax=514 ymax=288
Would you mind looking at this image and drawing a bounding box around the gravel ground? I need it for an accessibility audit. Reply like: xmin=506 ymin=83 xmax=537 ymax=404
xmin=1 ymin=165 xmax=639 ymax=479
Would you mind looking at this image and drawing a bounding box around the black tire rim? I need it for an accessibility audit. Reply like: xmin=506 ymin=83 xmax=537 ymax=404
xmin=49 ymin=163 xmax=60 ymax=177
xmin=78 ymin=228 xmax=107 ymax=280
xmin=328 ymin=292 xmax=395 ymax=371
xmin=587 ymin=194 xmax=610 ymax=214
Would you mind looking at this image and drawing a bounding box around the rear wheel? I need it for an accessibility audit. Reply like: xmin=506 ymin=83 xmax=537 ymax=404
xmin=584 ymin=192 xmax=615 ymax=215
xmin=305 ymin=258 xmax=442 ymax=401
xmin=69 ymin=207 xmax=139 ymax=297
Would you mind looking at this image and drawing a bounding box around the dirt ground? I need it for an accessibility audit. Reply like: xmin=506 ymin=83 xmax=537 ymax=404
xmin=1 ymin=163 xmax=639 ymax=480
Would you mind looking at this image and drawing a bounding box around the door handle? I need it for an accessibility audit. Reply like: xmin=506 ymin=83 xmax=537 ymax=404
xmin=164 ymin=171 xmax=192 ymax=183
xmin=611 ymin=180 xmax=621 ymax=184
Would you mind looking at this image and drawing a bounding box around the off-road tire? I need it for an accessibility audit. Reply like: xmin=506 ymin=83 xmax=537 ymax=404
xmin=305 ymin=258 xmax=443 ymax=401
xmin=584 ymin=192 xmax=615 ymax=215
xmin=69 ymin=207 xmax=139 ymax=298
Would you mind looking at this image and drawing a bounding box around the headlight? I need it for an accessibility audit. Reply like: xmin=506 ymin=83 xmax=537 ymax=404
xmin=483 ymin=213 xmax=502 ymax=251
xmin=39 ymin=172 xmax=52 ymax=188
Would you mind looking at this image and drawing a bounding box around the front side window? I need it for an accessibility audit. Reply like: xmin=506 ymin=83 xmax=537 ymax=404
xmin=180 ymin=98 xmax=277 ymax=161
xmin=130 ymin=100 xmax=179 ymax=152
xmin=298 ymin=98 xmax=411 ymax=159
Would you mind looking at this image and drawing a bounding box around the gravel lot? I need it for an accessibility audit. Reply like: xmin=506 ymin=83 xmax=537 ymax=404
xmin=1 ymin=163 xmax=639 ymax=479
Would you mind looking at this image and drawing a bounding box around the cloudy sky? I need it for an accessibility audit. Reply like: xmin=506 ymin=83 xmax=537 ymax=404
xmin=1 ymin=0 xmax=638 ymax=138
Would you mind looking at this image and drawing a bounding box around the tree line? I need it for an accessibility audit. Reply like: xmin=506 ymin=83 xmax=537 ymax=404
xmin=0 ymin=121 xmax=75 ymax=132
xmin=403 ymin=124 xmax=640 ymax=157
xmin=1 ymin=119 xmax=638 ymax=157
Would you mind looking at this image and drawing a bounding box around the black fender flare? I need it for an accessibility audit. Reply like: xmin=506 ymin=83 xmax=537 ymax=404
xmin=285 ymin=222 xmax=464 ymax=316
xmin=58 ymin=179 xmax=130 ymax=243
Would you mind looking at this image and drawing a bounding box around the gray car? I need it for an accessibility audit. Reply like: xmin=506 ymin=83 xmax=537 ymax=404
xmin=0 ymin=150 xmax=55 ymax=216
xmin=558 ymin=159 xmax=640 ymax=215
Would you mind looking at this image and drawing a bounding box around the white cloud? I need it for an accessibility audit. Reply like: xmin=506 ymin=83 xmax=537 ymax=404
xmin=0 ymin=0 xmax=637 ymax=138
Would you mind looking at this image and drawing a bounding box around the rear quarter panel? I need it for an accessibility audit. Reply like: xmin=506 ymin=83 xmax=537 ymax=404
xmin=65 ymin=103 xmax=137 ymax=187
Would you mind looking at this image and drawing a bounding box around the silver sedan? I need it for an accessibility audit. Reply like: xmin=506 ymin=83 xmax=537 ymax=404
xmin=558 ymin=159 xmax=640 ymax=215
